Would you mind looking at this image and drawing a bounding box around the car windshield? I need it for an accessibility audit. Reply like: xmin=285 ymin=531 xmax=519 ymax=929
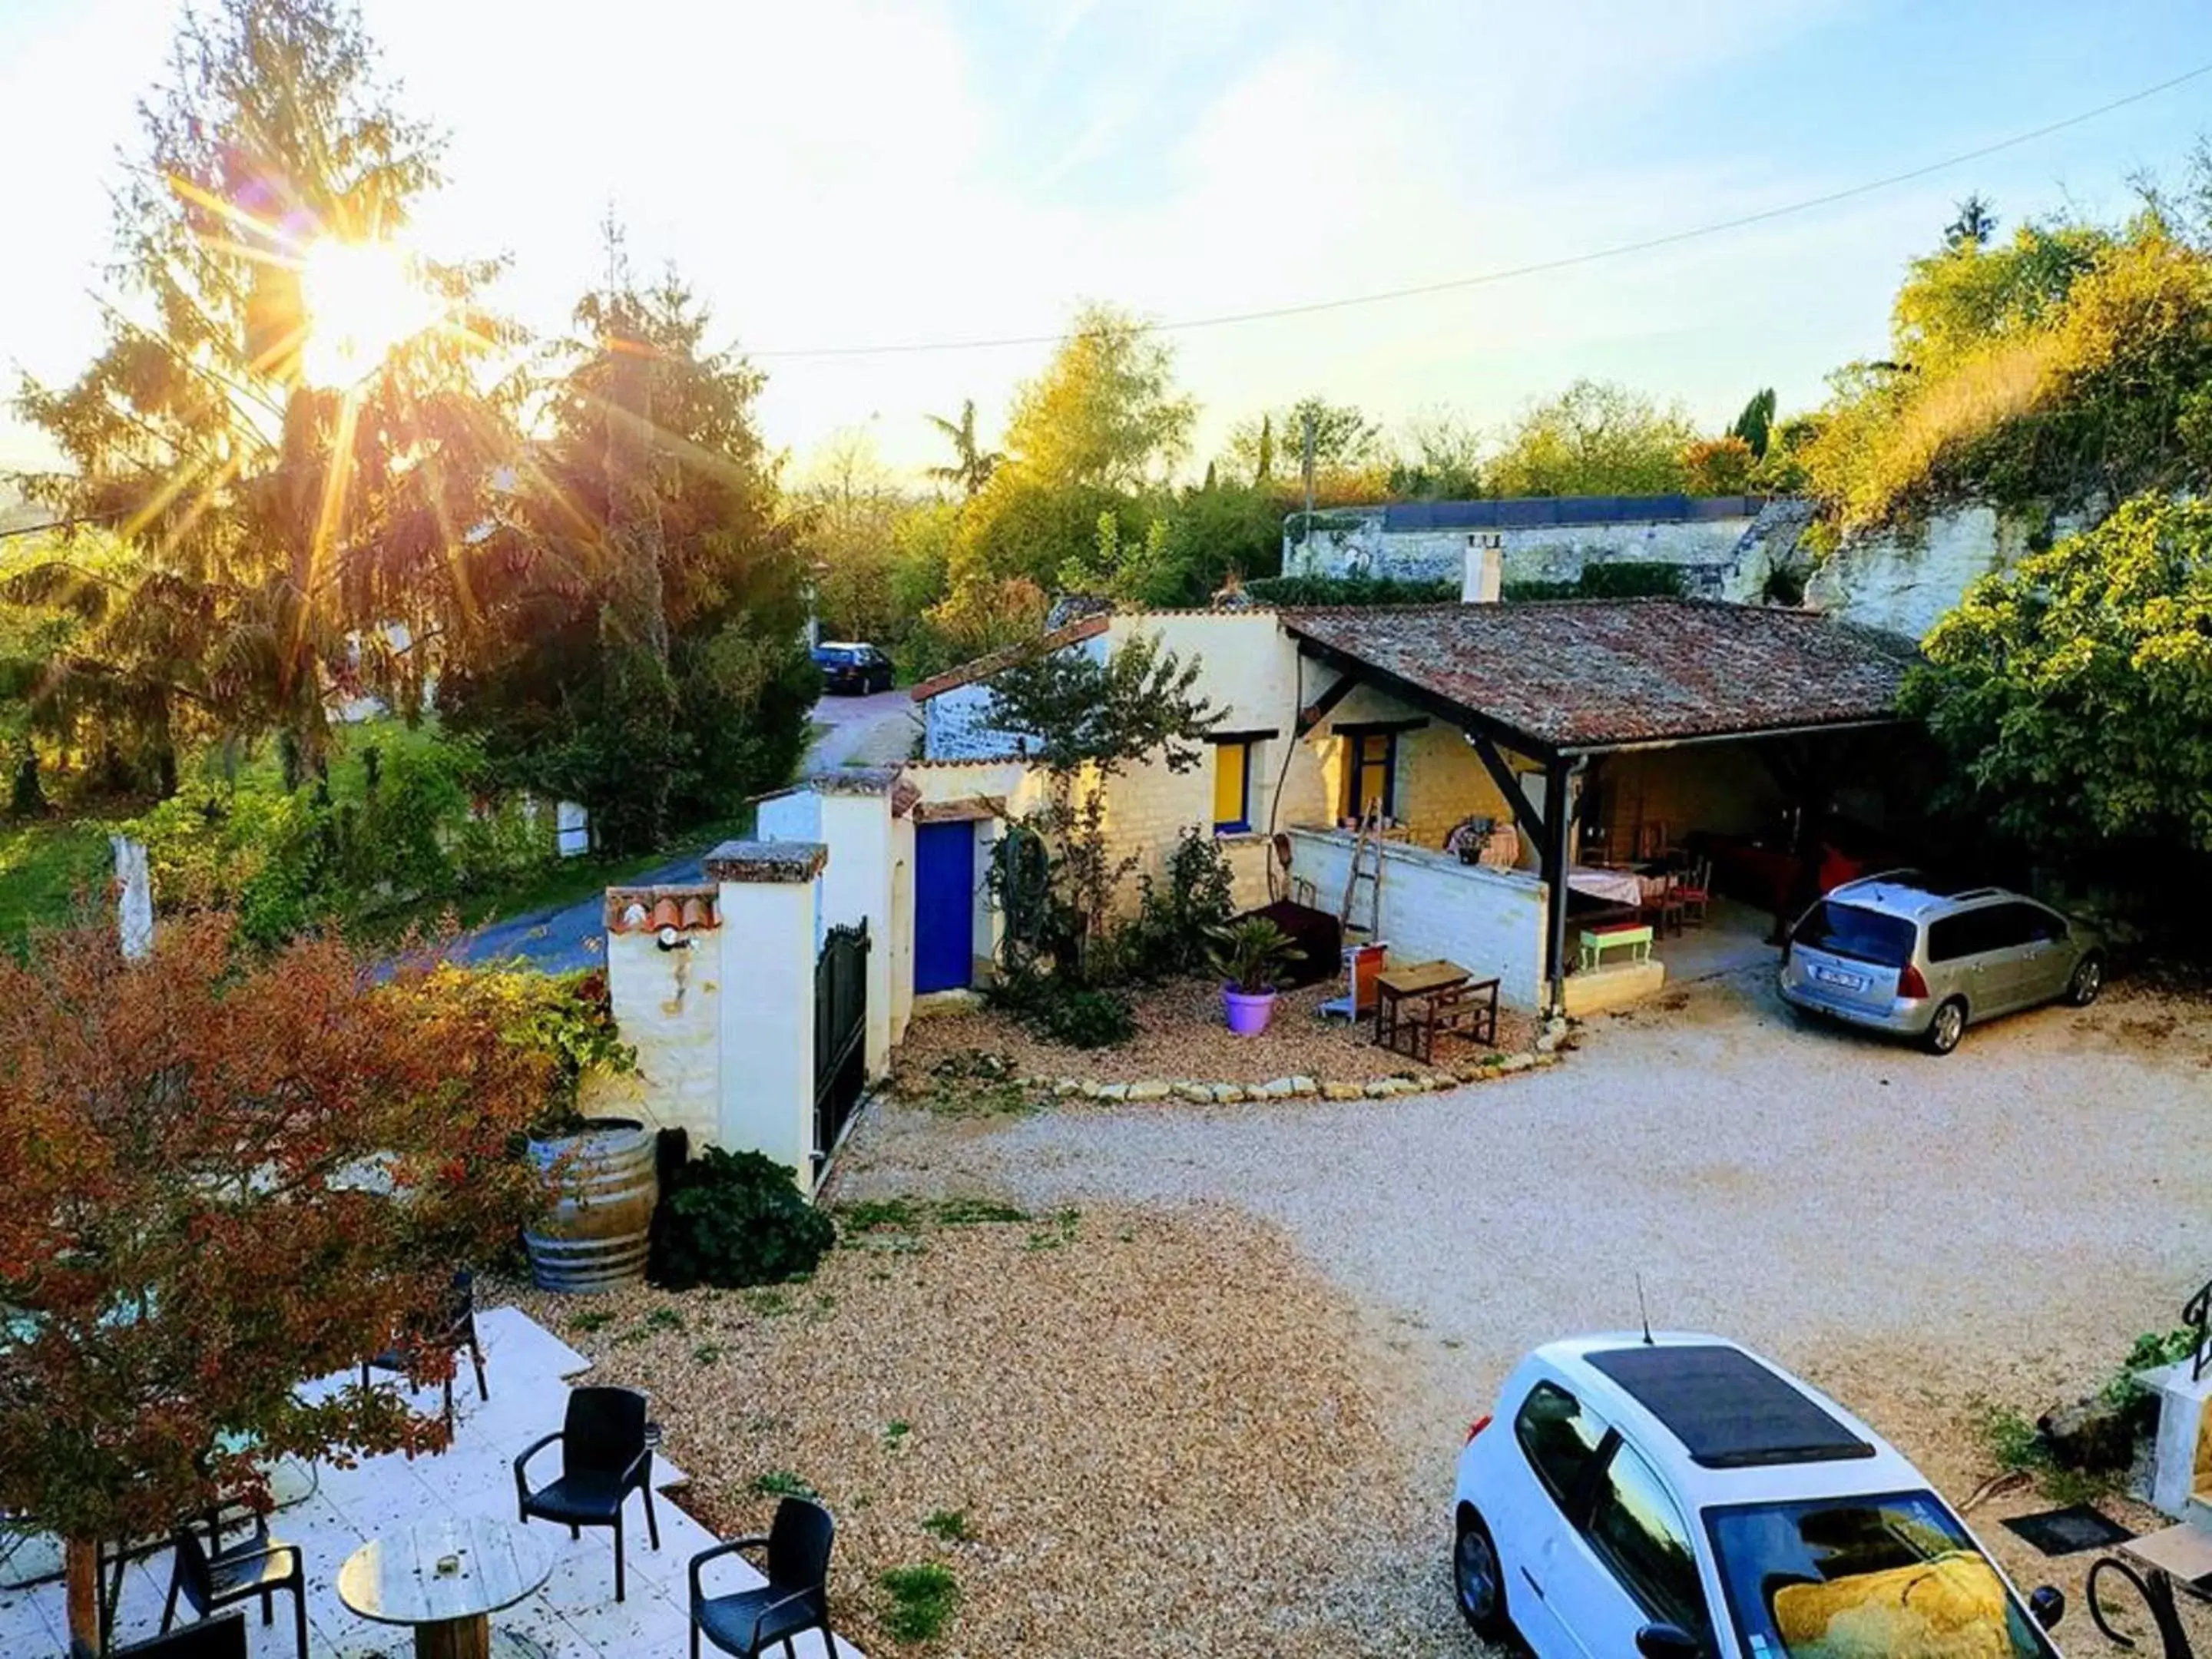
xmin=1792 ymin=902 xmax=1916 ymax=967
xmin=1707 ymin=1490 xmax=2056 ymax=1658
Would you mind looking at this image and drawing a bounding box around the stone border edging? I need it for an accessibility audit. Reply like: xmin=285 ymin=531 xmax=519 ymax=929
xmin=1016 ymin=1045 xmax=1567 ymax=1105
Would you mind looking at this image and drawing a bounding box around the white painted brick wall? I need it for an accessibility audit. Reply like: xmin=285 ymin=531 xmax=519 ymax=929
xmin=584 ymin=926 xmax=723 ymax=1150
xmin=1284 ymin=827 xmax=1545 ymax=1010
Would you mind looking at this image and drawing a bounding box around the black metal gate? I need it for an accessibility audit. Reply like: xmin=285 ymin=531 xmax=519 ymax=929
xmin=813 ymin=919 xmax=869 ymax=1167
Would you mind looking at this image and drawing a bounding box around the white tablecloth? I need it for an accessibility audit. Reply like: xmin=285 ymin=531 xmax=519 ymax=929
xmin=1568 ymin=866 xmax=1648 ymax=906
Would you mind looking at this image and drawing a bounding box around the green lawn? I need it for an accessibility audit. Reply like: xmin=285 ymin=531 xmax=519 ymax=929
xmin=0 ymin=816 xmax=115 ymax=947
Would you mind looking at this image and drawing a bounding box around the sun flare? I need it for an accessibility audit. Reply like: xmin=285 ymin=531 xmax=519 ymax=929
xmin=298 ymin=238 xmax=438 ymax=388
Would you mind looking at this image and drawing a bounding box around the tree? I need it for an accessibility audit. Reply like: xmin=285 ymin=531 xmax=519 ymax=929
xmin=9 ymin=0 xmax=515 ymax=792
xmin=1486 ymin=379 xmax=1698 ymax=497
xmin=1728 ymin=388 xmax=1778 ymax=459
xmin=1226 ymin=397 xmax=1381 ymax=483
xmin=922 ymin=399 xmax=1002 ymax=498
xmin=1682 ymin=435 xmax=1756 ymax=495
xmin=982 ymin=632 xmax=1221 ymax=977
xmin=0 ymin=912 xmax=551 ymax=1654
xmin=797 ymin=429 xmax=911 ymax=644
xmin=1000 ymin=302 xmax=1196 ymax=491
xmin=1388 ymin=409 xmax=1485 ymax=499
xmin=1945 ymin=193 xmax=1998 ymax=250
xmin=439 ymin=259 xmax=812 ymax=852
xmin=1903 ymin=495 xmax=2212 ymax=856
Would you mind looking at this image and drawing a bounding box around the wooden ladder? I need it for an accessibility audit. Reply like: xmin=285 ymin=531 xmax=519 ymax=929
xmin=1339 ymin=802 xmax=1385 ymax=939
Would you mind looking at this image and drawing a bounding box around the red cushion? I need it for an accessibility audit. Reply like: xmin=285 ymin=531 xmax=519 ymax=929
xmin=1589 ymin=922 xmax=1649 ymax=939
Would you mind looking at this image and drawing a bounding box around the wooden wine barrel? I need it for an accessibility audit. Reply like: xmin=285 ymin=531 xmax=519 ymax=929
xmin=522 ymin=1118 xmax=658 ymax=1292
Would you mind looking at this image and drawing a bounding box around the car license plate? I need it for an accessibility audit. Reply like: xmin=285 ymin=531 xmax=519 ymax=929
xmin=1812 ymin=964 xmax=1868 ymax=991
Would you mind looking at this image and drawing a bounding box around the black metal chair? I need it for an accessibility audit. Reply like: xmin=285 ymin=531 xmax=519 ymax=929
xmin=514 ymin=1385 xmax=661 ymax=1601
xmin=159 ymin=1522 xmax=306 ymax=1659
xmin=360 ymin=1269 xmax=488 ymax=1428
xmin=688 ymin=1498 xmax=837 ymax=1659
xmin=114 ymin=1610 xmax=248 ymax=1657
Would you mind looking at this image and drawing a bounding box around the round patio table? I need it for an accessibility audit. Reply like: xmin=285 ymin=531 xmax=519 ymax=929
xmin=338 ymin=1516 xmax=554 ymax=1659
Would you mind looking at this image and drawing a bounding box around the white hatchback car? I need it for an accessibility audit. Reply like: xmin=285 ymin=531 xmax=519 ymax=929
xmin=1452 ymin=1334 xmax=2068 ymax=1657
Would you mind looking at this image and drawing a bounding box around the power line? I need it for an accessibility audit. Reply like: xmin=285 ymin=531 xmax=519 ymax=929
xmin=744 ymin=59 xmax=2212 ymax=361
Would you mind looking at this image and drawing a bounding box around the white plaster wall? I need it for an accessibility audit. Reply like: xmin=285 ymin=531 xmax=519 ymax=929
xmin=585 ymin=924 xmax=722 ymax=1149
xmin=888 ymin=813 xmax=916 ymax=1044
xmin=714 ymin=876 xmax=820 ymax=1190
xmin=1284 ymin=827 xmax=1547 ymax=1010
xmin=1805 ymin=502 xmax=2091 ymax=644
xmin=816 ymin=792 xmax=896 ymax=1075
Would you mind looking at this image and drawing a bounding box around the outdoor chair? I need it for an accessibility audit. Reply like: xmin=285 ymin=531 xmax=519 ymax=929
xmin=1644 ymin=872 xmax=1687 ymax=938
xmin=159 ymin=1519 xmax=306 ymax=1659
xmin=360 ymin=1268 xmax=487 ymax=1429
xmin=688 ymin=1496 xmax=837 ymax=1659
xmin=1676 ymin=856 xmax=1714 ymax=927
xmin=514 ymin=1385 xmax=662 ymax=1601
xmin=114 ymin=1611 xmax=248 ymax=1658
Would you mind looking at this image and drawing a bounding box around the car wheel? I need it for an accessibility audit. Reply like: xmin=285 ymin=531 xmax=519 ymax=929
xmin=1924 ymin=996 xmax=1968 ymax=1055
xmin=1453 ymin=1508 xmax=1512 ymax=1640
xmin=2066 ymin=952 xmax=2104 ymax=1007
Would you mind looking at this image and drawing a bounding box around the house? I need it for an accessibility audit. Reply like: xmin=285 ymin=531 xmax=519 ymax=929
xmin=888 ymin=594 xmax=1919 ymax=1018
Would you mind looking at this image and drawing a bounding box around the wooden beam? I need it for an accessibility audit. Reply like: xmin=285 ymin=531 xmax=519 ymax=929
xmin=1296 ymin=673 xmax=1356 ymax=734
xmin=1465 ymin=727 xmax=1550 ymax=853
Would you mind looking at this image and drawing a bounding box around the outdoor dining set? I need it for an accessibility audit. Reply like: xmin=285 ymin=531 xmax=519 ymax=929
xmin=5 ymin=1280 xmax=843 ymax=1659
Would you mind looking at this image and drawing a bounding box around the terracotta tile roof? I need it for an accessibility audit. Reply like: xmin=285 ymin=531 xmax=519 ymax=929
xmin=1280 ymin=600 xmax=1917 ymax=753
xmin=907 ymin=614 xmax=1110 ymax=702
xmin=606 ymin=884 xmax=720 ymax=932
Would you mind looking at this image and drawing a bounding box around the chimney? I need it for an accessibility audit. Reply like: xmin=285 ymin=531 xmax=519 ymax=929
xmin=1463 ymin=533 xmax=1503 ymax=604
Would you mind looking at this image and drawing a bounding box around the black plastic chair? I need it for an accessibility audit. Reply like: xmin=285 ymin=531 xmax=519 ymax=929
xmin=114 ymin=1610 xmax=248 ymax=1657
xmin=360 ymin=1269 xmax=488 ymax=1429
xmin=159 ymin=1522 xmax=306 ymax=1659
xmin=688 ymin=1498 xmax=837 ymax=1659
xmin=514 ymin=1385 xmax=661 ymax=1601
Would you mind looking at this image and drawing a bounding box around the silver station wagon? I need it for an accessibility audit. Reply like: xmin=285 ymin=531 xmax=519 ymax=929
xmin=1779 ymin=872 xmax=2103 ymax=1055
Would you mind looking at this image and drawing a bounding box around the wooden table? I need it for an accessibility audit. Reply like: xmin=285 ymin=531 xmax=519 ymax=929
xmin=1375 ymin=959 xmax=1490 ymax=1061
xmin=2088 ymin=1522 xmax=2212 ymax=1656
xmin=338 ymin=1517 xmax=554 ymax=1659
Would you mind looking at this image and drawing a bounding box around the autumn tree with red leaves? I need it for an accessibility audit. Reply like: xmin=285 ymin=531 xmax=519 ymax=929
xmin=0 ymin=913 xmax=551 ymax=1654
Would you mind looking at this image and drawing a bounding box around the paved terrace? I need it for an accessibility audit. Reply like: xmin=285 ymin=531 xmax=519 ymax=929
xmin=0 ymin=1308 xmax=859 ymax=1658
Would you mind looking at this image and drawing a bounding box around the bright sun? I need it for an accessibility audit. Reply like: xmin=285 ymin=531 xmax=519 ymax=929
xmin=298 ymin=238 xmax=438 ymax=388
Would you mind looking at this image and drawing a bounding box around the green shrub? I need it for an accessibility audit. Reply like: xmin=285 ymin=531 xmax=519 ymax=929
xmin=1242 ymin=573 xmax=1457 ymax=606
xmin=989 ymin=969 xmax=1134 ymax=1048
xmin=1502 ymin=562 xmax=1688 ymax=603
xmin=650 ymin=1148 xmax=836 ymax=1290
xmin=1121 ymin=828 xmax=1237 ymax=980
xmin=879 ymin=1564 xmax=960 ymax=1643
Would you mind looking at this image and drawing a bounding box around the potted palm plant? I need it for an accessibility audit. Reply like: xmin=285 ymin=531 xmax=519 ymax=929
xmin=1207 ymin=916 xmax=1305 ymax=1036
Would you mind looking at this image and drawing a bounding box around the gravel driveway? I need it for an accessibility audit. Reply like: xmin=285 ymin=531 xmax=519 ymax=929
xmin=843 ymin=963 xmax=2212 ymax=1652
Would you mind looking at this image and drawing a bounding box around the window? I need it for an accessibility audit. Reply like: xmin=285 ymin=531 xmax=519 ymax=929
xmin=1346 ymin=730 xmax=1396 ymax=822
xmin=1514 ymin=1381 xmax=1609 ymax=1508
xmin=1790 ymin=902 xmax=1916 ymax=967
xmin=1212 ymin=738 xmax=1257 ymax=833
xmin=1928 ymin=902 xmax=2051 ymax=962
xmin=1706 ymin=1490 xmax=2058 ymax=1658
xmin=1587 ymin=1441 xmax=1709 ymax=1638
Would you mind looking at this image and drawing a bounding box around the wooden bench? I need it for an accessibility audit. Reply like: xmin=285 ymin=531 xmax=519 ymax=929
xmin=1578 ymin=922 xmax=1653 ymax=972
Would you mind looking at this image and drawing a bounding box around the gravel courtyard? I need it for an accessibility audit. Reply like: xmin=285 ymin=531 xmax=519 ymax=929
xmin=831 ymin=962 xmax=2212 ymax=1654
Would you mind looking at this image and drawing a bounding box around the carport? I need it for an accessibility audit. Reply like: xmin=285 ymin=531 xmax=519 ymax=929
xmin=1280 ymin=599 xmax=1921 ymax=1014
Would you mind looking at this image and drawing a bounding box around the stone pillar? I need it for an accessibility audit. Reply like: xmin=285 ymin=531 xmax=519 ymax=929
xmin=810 ymin=767 xmax=899 ymax=1077
xmin=705 ymin=840 xmax=826 ymax=1191
xmin=2144 ymin=1355 xmax=2212 ymax=1518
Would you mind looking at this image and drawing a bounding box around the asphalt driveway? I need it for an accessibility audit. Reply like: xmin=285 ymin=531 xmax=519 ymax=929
xmin=451 ymin=688 xmax=916 ymax=972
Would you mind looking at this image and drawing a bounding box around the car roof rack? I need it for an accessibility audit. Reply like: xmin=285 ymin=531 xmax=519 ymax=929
xmin=1585 ymin=1344 xmax=1876 ymax=1470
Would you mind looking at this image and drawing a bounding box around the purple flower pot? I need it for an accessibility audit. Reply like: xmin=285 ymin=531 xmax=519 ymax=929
xmin=1224 ymin=984 xmax=1277 ymax=1036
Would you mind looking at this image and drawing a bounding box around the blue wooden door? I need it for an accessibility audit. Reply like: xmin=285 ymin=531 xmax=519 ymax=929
xmin=914 ymin=820 xmax=975 ymax=993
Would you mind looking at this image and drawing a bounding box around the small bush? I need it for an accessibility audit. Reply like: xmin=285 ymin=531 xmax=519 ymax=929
xmin=921 ymin=1508 xmax=970 ymax=1542
xmin=1026 ymin=984 xmax=1135 ymax=1048
xmin=879 ymin=1564 xmax=960 ymax=1643
xmin=750 ymin=1469 xmax=817 ymax=1499
xmin=650 ymin=1148 xmax=836 ymax=1290
xmin=1121 ymin=828 xmax=1236 ymax=980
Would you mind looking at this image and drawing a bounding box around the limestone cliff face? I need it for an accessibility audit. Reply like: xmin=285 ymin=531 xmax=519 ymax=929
xmin=1806 ymin=499 xmax=2101 ymax=644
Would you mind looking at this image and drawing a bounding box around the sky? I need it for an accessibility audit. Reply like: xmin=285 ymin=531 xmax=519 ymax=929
xmin=3 ymin=0 xmax=2211 ymax=485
